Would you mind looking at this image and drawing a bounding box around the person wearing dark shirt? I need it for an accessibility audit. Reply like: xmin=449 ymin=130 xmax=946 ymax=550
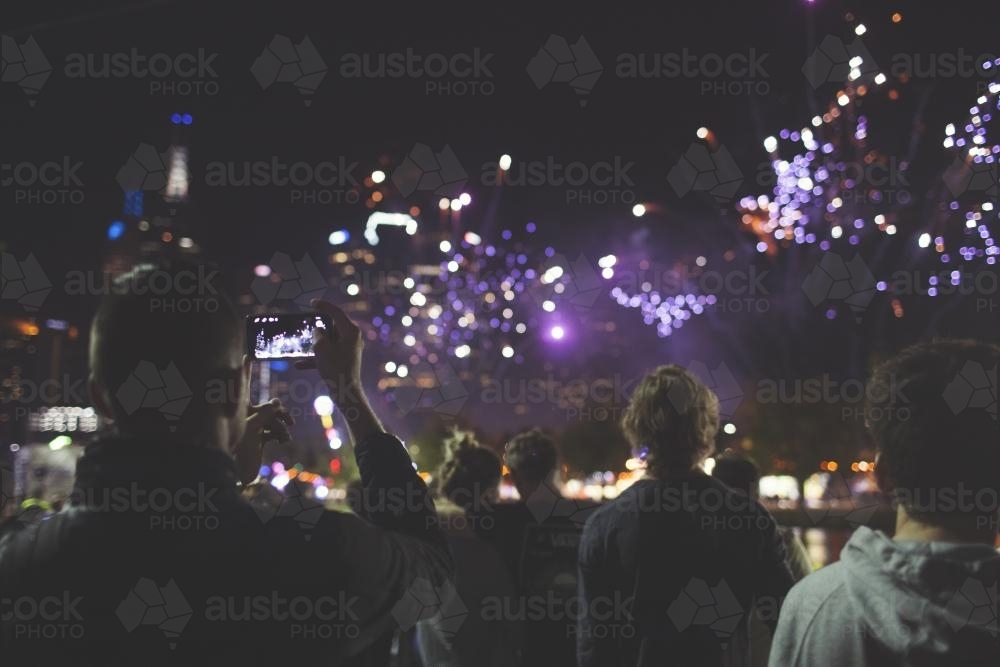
xmin=505 ymin=428 xmax=559 ymax=504
xmin=0 ymin=263 xmax=452 ymax=666
xmin=712 ymin=453 xmax=812 ymax=667
xmin=577 ymin=365 xmax=794 ymax=667
xmin=471 ymin=429 xmax=596 ymax=666
xmin=418 ymin=431 xmax=522 ymax=667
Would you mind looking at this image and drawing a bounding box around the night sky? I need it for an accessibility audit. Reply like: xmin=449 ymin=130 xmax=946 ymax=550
xmin=3 ymin=0 xmax=998 ymax=442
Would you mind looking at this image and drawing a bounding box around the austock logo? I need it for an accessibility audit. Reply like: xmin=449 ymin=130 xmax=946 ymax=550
xmin=667 ymin=361 xmax=743 ymax=419
xmin=392 ymin=578 xmax=468 ymax=647
xmin=249 ymin=479 xmax=325 ymax=540
xmin=3 ymin=157 xmax=85 ymax=205
xmin=527 ymin=35 xmax=602 ymax=107
xmin=891 ymin=51 xmax=998 ymax=81
xmin=1 ymin=591 xmax=85 ymax=640
xmin=943 ymin=361 xmax=997 ymax=422
xmin=116 ymin=143 xmax=189 ymax=199
xmin=667 ymin=143 xmax=743 ymax=205
xmin=251 ymin=35 xmax=327 ymax=106
xmin=1 ymin=252 xmax=51 ymax=311
xmin=756 ymin=373 xmax=911 ymax=422
xmin=802 ymin=253 xmax=876 ymax=322
xmin=116 ymin=578 xmax=193 ymax=649
xmin=945 ymin=577 xmax=998 ymax=636
xmin=529 ymin=253 xmax=604 ymax=315
xmin=118 ymin=578 xmax=363 ymax=646
xmin=392 ymin=360 xmax=469 ymax=419
xmin=1 ymin=34 xmax=52 ymax=105
xmin=524 ymin=480 xmax=599 ymax=526
xmin=391 ymin=143 xmax=467 ymax=197
xmin=338 ymin=47 xmax=495 ymax=96
xmin=943 ymin=155 xmax=999 ymax=202
xmin=250 ymin=252 xmax=327 ymax=308
xmin=667 ymin=578 xmax=743 ymax=648
xmin=203 ymin=155 xmax=361 ymax=205
xmin=802 ymin=35 xmax=878 ymax=89
xmin=482 ymin=157 xmax=636 ymax=204
xmin=63 ymin=47 xmax=220 ymax=96
xmin=115 ymin=361 xmax=193 ymax=431
xmin=480 ymin=374 xmax=635 ymax=423
xmin=615 ymin=48 xmax=771 ymax=96
xmin=751 ymin=156 xmax=912 ymax=205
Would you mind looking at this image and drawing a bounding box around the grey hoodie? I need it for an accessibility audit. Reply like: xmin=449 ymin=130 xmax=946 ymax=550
xmin=769 ymin=527 xmax=998 ymax=666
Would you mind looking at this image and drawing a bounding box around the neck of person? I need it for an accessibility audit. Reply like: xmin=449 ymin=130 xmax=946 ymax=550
xmin=516 ymin=472 xmax=553 ymax=502
xmin=644 ymin=462 xmax=705 ymax=481
xmin=893 ymin=506 xmax=997 ymax=546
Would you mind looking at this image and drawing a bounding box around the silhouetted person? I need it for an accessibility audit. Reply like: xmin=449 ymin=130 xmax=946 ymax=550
xmin=0 ymin=263 xmax=451 ymax=666
xmin=770 ymin=340 xmax=1000 ymax=667
xmin=475 ymin=429 xmax=596 ymax=666
xmin=505 ymin=428 xmax=559 ymax=504
xmin=577 ymin=365 xmax=794 ymax=667
xmin=418 ymin=431 xmax=522 ymax=666
xmin=713 ymin=453 xmax=812 ymax=667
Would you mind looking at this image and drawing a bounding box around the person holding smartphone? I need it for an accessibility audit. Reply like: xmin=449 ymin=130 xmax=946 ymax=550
xmin=0 ymin=261 xmax=453 ymax=666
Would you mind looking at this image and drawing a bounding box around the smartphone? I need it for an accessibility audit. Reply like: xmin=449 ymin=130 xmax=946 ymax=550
xmin=247 ymin=312 xmax=330 ymax=359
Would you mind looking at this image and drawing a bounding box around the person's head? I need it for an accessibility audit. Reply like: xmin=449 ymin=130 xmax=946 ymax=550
xmin=505 ymin=429 xmax=558 ymax=501
xmin=621 ymin=365 xmax=720 ymax=477
xmin=712 ymin=453 xmax=761 ymax=500
xmin=867 ymin=339 xmax=1000 ymax=542
xmin=435 ymin=430 xmax=502 ymax=512
xmin=88 ymin=261 xmax=249 ymax=451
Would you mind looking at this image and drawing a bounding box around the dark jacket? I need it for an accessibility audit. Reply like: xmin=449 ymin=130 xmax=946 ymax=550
xmin=577 ymin=475 xmax=794 ymax=667
xmin=416 ymin=500 xmax=523 ymax=667
xmin=0 ymin=432 xmax=452 ymax=666
xmin=473 ymin=498 xmax=599 ymax=667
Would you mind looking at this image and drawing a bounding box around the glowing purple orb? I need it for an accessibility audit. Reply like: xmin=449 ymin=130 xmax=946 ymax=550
xmin=550 ymin=325 xmax=565 ymax=340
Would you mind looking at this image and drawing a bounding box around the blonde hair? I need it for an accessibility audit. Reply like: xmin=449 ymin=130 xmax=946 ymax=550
xmin=621 ymin=365 xmax=720 ymax=476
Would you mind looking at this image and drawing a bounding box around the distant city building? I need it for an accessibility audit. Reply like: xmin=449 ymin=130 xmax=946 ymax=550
xmin=103 ymin=113 xmax=203 ymax=278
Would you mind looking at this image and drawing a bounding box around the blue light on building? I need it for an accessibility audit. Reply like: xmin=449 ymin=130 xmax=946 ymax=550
xmin=107 ymin=220 xmax=126 ymax=240
xmin=123 ymin=191 xmax=144 ymax=217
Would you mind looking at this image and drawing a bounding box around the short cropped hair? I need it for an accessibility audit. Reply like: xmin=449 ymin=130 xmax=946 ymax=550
xmin=621 ymin=365 xmax=720 ymax=476
xmin=89 ymin=260 xmax=243 ymax=438
xmin=712 ymin=453 xmax=761 ymax=498
xmin=867 ymin=339 xmax=999 ymax=531
xmin=505 ymin=429 xmax=558 ymax=483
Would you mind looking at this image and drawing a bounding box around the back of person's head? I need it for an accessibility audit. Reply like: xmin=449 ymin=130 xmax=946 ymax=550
xmin=505 ymin=429 xmax=558 ymax=490
xmin=712 ymin=453 xmax=761 ymax=499
xmin=88 ymin=260 xmax=246 ymax=444
xmin=866 ymin=339 xmax=1000 ymax=538
xmin=622 ymin=365 xmax=720 ymax=477
xmin=435 ymin=430 xmax=502 ymax=512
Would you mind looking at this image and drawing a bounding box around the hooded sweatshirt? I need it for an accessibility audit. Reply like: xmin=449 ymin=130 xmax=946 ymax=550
xmin=769 ymin=526 xmax=999 ymax=667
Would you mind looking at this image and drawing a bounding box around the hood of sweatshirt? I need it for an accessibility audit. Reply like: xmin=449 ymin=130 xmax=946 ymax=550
xmin=839 ymin=526 xmax=998 ymax=659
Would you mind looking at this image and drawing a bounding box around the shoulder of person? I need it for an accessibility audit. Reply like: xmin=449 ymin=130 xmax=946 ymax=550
xmin=783 ymin=560 xmax=847 ymax=615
